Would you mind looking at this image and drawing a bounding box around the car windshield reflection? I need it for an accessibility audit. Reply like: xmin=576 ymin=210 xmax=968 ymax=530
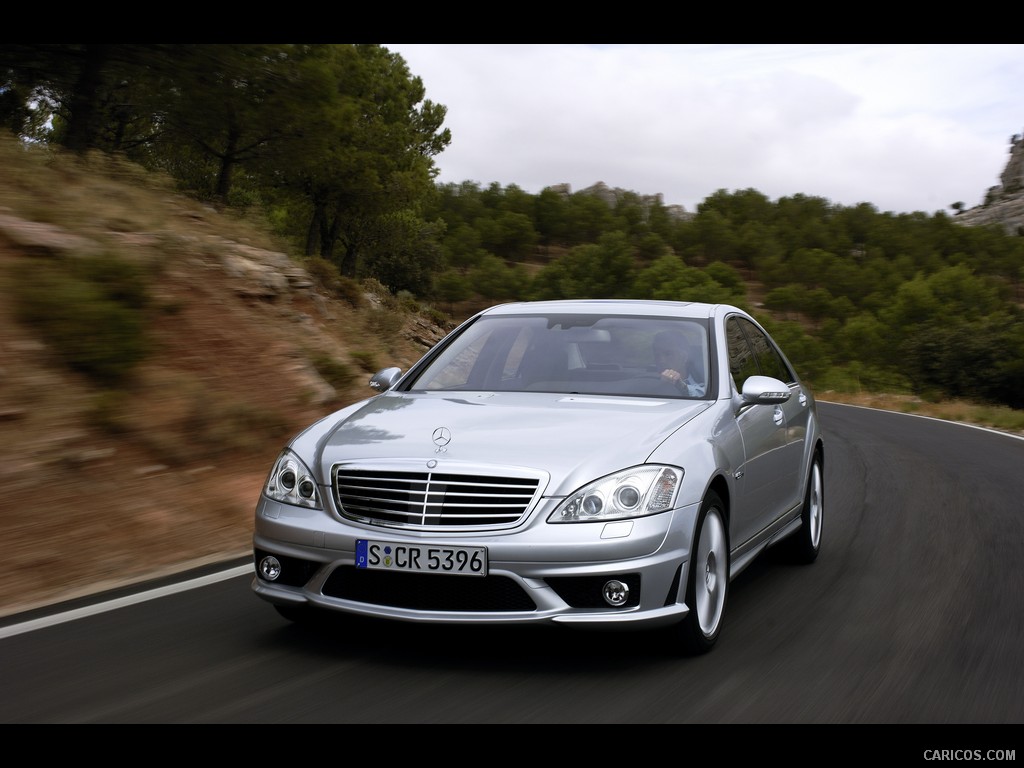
xmin=405 ymin=314 xmax=711 ymax=398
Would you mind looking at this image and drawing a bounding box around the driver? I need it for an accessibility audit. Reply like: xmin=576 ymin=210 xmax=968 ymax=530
xmin=653 ymin=330 xmax=705 ymax=396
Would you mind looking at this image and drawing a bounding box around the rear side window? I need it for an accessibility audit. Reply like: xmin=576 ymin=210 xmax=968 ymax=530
xmin=726 ymin=318 xmax=760 ymax=387
xmin=726 ymin=316 xmax=794 ymax=388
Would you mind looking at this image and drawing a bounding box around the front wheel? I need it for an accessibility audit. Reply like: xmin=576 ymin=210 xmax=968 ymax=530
xmin=669 ymin=490 xmax=729 ymax=656
xmin=787 ymin=452 xmax=823 ymax=564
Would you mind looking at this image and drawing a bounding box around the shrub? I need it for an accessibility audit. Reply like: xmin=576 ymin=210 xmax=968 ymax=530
xmin=309 ymin=353 xmax=358 ymax=390
xmin=88 ymin=389 xmax=134 ymax=434
xmin=304 ymin=257 xmax=342 ymax=292
xmin=304 ymin=258 xmax=365 ymax=308
xmin=14 ymin=258 xmax=150 ymax=385
xmin=362 ymin=278 xmax=401 ymax=310
xmin=421 ymin=306 xmax=452 ymax=329
xmin=349 ymin=350 xmax=378 ymax=373
xmin=334 ymin=276 xmax=366 ymax=309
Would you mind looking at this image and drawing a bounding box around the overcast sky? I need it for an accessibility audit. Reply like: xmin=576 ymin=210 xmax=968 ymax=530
xmin=383 ymin=44 xmax=1024 ymax=216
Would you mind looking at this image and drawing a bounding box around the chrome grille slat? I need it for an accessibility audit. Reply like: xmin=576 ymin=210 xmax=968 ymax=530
xmin=333 ymin=466 xmax=541 ymax=529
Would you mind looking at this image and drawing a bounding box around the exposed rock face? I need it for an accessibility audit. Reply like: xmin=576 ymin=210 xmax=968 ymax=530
xmin=998 ymin=131 xmax=1024 ymax=194
xmin=954 ymin=129 xmax=1024 ymax=235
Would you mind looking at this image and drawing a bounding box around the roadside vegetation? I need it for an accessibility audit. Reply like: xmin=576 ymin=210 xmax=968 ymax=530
xmin=2 ymin=44 xmax=1023 ymax=432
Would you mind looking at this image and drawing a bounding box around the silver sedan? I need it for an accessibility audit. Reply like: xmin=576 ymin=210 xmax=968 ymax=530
xmin=252 ymin=299 xmax=824 ymax=654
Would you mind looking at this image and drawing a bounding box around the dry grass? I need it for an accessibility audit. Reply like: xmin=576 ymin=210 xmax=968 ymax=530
xmin=0 ymin=134 xmax=1019 ymax=619
xmin=0 ymin=136 xmax=438 ymax=617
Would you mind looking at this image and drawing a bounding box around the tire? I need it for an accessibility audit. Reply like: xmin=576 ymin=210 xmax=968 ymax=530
xmin=671 ymin=490 xmax=729 ymax=656
xmin=787 ymin=452 xmax=823 ymax=565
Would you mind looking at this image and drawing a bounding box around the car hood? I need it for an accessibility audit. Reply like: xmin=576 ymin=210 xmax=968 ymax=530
xmin=307 ymin=391 xmax=709 ymax=496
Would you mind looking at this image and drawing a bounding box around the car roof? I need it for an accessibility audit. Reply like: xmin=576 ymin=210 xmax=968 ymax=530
xmin=478 ymin=299 xmax=738 ymax=320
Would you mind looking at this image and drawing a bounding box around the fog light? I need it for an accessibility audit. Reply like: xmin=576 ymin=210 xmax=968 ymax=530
xmin=260 ymin=555 xmax=282 ymax=581
xmin=603 ymin=579 xmax=629 ymax=607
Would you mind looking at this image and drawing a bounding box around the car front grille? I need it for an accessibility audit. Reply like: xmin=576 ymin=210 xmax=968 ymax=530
xmin=322 ymin=566 xmax=537 ymax=612
xmin=332 ymin=465 xmax=543 ymax=529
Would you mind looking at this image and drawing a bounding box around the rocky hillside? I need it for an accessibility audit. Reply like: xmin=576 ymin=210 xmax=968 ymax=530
xmin=0 ymin=138 xmax=449 ymax=617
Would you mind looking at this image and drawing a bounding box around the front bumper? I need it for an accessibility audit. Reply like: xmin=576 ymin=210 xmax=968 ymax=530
xmin=251 ymin=496 xmax=700 ymax=629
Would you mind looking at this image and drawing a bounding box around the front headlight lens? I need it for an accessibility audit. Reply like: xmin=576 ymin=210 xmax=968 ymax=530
xmin=548 ymin=466 xmax=683 ymax=523
xmin=264 ymin=450 xmax=322 ymax=509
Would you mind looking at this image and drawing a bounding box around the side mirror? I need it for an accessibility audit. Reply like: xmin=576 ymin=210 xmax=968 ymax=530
xmin=739 ymin=375 xmax=791 ymax=407
xmin=369 ymin=366 xmax=403 ymax=393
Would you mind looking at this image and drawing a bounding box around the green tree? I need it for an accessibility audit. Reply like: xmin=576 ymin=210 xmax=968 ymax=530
xmin=632 ymin=254 xmax=735 ymax=304
xmin=534 ymin=187 xmax=571 ymax=246
xmin=433 ymin=268 xmax=473 ymax=308
xmin=704 ymin=261 xmax=745 ymax=296
xmin=611 ymin=191 xmax=648 ymax=237
xmin=563 ymin=192 xmax=614 ymax=244
xmin=0 ymin=44 xmax=181 ymax=151
xmin=362 ymin=211 xmax=445 ymax=294
xmin=529 ymin=231 xmax=635 ymax=299
xmin=634 ymin=231 xmax=669 ymax=262
xmin=468 ymin=255 xmax=530 ymax=301
xmin=762 ymin=285 xmax=805 ymax=318
xmin=689 ymin=208 xmax=740 ymax=264
xmin=697 ymin=187 xmax=774 ymax=224
xmin=271 ymin=45 xmax=450 ymax=277
xmin=441 ymin=223 xmax=487 ymax=271
xmin=733 ymin=221 xmax=783 ymax=276
xmin=427 ymin=181 xmax=488 ymax=230
xmin=832 ymin=312 xmax=890 ymax=366
xmin=646 ymin=198 xmax=675 ymax=241
xmin=480 ymin=211 xmax=538 ymax=261
xmin=152 ymin=45 xmax=338 ymax=204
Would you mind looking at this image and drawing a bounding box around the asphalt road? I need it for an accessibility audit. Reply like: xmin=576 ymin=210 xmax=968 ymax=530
xmin=2 ymin=402 xmax=1023 ymax=731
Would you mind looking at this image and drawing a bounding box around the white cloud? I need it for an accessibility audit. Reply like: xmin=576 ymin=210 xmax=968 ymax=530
xmin=388 ymin=43 xmax=1024 ymax=214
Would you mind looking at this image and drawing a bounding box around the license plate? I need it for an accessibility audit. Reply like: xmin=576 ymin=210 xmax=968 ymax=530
xmin=356 ymin=540 xmax=488 ymax=577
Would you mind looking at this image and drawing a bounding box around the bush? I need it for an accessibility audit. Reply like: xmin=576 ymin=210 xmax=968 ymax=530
xmin=304 ymin=257 xmax=342 ymax=292
xmin=304 ymin=258 xmax=365 ymax=308
xmin=334 ymin=276 xmax=366 ymax=309
xmin=421 ymin=306 xmax=452 ymax=329
xmin=362 ymin=278 xmax=401 ymax=310
xmin=309 ymin=353 xmax=358 ymax=390
xmin=349 ymin=350 xmax=378 ymax=373
xmin=88 ymin=389 xmax=134 ymax=434
xmin=14 ymin=258 xmax=150 ymax=385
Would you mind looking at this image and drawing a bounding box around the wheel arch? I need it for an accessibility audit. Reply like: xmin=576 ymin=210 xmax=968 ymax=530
xmin=706 ymin=473 xmax=731 ymax=531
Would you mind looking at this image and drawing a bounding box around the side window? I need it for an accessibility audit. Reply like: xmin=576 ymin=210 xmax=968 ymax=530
xmin=741 ymin=319 xmax=794 ymax=384
xmin=726 ymin=317 xmax=759 ymax=389
xmin=729 ymin=317 xmax=795 ymax=384
xmin=727 ymin=316 xmax=796 ymax=389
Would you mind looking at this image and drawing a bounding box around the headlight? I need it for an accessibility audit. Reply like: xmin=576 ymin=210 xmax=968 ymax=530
xmin=264 ymin=450 xmax=322 ymax=509
xmin=548 ymin=466 xmax=683 ymax=523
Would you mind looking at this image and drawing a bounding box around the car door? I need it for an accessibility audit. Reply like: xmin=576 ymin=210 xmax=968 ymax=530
xmin=740 ymin=317 xmax=809 ymax=515
xmin=726 ymin=315 xmax=797 ymax=549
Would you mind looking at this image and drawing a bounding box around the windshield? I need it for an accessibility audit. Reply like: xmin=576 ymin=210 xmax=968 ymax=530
xmin=404 ymin=314 xmax=710 ymax=399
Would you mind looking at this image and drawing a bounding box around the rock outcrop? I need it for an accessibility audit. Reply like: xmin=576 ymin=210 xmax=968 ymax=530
xmin=551 ymin=128 xmax=1024 ymax=235
xmin=954 ymin=129 xmax=1024 ymax=235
